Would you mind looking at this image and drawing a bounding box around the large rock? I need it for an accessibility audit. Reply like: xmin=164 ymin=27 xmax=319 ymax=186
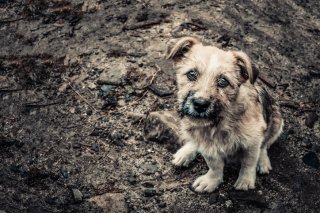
xmin=88 ymin=193 xmax=127 ymax=213
xmin=144 ymin=111 xmax=181 ymax=152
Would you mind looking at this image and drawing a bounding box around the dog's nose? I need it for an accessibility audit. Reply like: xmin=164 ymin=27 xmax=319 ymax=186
xmin=192 ymin=98 xmax=210 ymax=113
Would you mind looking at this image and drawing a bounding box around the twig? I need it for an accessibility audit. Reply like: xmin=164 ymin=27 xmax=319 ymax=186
xmin=135 ymin=90 xmax=149 ymax=103
xmin=279 ymin=100 xmax=299 ymax=109
xmin=149 ymin=64 xmax=161 ymax=85
xmin=68 ymin=82 xmax=97 ymax=112
xmin=180 ymin=22 xmax=208 ymax=31
xmin=258 ymin=73 xmax=276 ymax=89
xmin=252 ymin=64 xmax=277 ymax=88
xmin=123 ymin=18 xmax=162 ymax=31
xmin=25 ymin=101 xmax=63 ymax=108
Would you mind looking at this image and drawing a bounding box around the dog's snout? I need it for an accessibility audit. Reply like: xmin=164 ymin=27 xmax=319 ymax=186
xmin=192 ymin=98 xmax=210 ymax=113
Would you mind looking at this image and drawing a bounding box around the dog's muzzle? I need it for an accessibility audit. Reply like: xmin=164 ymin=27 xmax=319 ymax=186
xmin=181 ymin=92 xmax=221 ymax=120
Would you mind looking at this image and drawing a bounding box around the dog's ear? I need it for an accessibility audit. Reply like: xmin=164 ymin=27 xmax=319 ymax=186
xmin=166 ymin=37 xmax=200 ymax=62
xmin=233 ymin=51 xmax=258 ymax=84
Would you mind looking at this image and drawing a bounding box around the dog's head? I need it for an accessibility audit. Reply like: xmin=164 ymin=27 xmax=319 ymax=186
xmin=167 ymin=37 xmax=258 ymax=126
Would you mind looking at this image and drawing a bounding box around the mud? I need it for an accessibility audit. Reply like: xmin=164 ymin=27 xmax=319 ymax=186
xmin=0 ymin=0 xmax=319 ymax=212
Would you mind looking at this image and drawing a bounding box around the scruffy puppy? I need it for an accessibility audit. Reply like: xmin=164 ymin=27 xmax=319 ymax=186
xmin=167 ymin=37 xmax=283 ymax=192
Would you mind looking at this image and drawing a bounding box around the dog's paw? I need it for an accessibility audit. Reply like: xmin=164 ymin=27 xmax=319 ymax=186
xmin=172 ymin=144 xmax=197 ymax=167
xmin=234 ymin=176 xmax=255 ymax=190
xmin=257 ymin=156 xmax=272 ymax=175
xmin=192 ymin=174 xmax=222 ymax=193
xmin=172 ymin=150 xmax=196 ymax=167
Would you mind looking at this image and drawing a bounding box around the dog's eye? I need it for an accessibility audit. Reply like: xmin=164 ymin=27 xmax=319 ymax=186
xmin=186 ymin=69 xmax=198 ymax=81
xmin=217 ymin=77 xmax=229 ymax=88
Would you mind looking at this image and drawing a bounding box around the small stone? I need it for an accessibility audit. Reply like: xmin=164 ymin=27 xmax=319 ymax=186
xmin=147 ymin=84 xmax=173 ymax=97
xmin=269 ymin=201 xmax=279 ymax=209
xmin=305 ymin=112 xmax=319 ymax=128
xmin=118 ymin=99 xmax=126 ymax=107
xmin=225 ymin=200 xmax=232 ymax=207
xmin=88 ymin=193 xmax=127 ymax=213
xmin=60 ymin=166 xmax=70 ymax=179
xmin=309 ymin=69 xmax=320 ymax=78
xmin=72 ymin=189 xmax=83 ymax=203
xmin=144 ymin=188 xmax=157 ymax=197
xmin=88 ymin=82 xmax=97 ymax=90
xmin=110 ymin=130 xmax=125 ymax=146
xmin=117 ymin=14 xmax=128 ymax=23
xmin=125 ymin=85 xmax=135 ymax=94
xmin=302 ymin=151 xmax=320 ymax=169
xmin=97 ymin=64 xmax=127 ymax=85
xmin=99 ymin=85 xmax=115 ymax=97
xmin=86 ymin=108 xmax=93 ymax=116
xmin=70 ymin=108 xmax=76 ymax=114
xmin=142 ymin=182 xmax=154 ymax=188
xmin=142 ymin=163 xmax=158 ymax=175
xmin=102 ymin=96 xmax=118 ymax=109
xmin=91 ymin=144 xmax=100 ymax=152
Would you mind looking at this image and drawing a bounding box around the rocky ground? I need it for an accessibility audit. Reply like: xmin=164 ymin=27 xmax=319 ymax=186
xmin=0 ymin=0 xmax=320 ymax=212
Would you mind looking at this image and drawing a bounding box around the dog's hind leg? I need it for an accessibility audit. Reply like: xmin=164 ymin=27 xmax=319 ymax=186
xmin=257 ymin=118 xmax=284 ymax=174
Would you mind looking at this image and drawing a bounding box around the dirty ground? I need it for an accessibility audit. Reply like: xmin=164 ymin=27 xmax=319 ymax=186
xmin=0 ymin=0 xmax=320 ymax=212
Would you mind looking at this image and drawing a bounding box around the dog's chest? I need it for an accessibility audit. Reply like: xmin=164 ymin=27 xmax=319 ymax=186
xmin=190 ymin=126 xmax=242 ymax=158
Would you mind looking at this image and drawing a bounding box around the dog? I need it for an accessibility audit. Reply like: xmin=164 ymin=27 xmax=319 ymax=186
xmin=166 ymin=37 xmax=283 ymax=192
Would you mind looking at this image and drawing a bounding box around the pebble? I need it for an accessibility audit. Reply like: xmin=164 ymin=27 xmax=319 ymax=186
xmin=118 ymin=99 xmax=126 ymax=107
xmin=309 ymin=69 xmax=320 ymax=78
xmin=102 ymin=96 xmax=118 ymax=109
xmin=99 ymin=85 xmax=115 ymax=97
xmin=60 ymin=166 xmax=70 ymax=179
xmin=91 ymin=144 xmax=100 ymax=152
xmin=147 ymin=84 xmax=173 ymax=97
xmin=72 ymin=189 xmax=83 ymax=203
xmin=97 ymin=65 xmax=127 ymax=85
xmin=225 ymin=200 xmax=232 ymax=207
xmin=88 ymin=193 xmax=127 ymax=212
xmin=110 ymin=130 xmax=125 ymax=146
xmin=142 ymin=163 xmax=158 ymax=175
xmin=87 ymin=82 xmax=97 ymax=90
xmin=86 ymin=108 xmax=93 ymax=116
xmin=144 ymin=188 xmax=157 ymax=197
xmin=70 ymin=108 xmax=76 ymax=114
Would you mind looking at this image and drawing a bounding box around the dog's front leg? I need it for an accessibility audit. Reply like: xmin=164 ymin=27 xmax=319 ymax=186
xmin=172 ymin=142 xmax=198 ymax=167
xmin=234 ymin=144 xmax=260 ymax=190
xmin=192 ymin=155 xmax=224 ymax=193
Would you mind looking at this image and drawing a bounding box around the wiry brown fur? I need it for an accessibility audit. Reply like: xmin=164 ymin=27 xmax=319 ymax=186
xmin=167 ymin=37 xmax=283 ymax=192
